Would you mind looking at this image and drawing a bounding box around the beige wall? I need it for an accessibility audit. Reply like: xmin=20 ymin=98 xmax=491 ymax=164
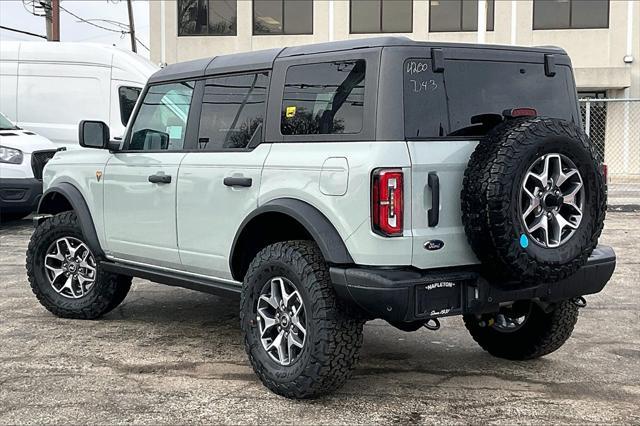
xmin=150 ymin=0 xmax=640 ymax=96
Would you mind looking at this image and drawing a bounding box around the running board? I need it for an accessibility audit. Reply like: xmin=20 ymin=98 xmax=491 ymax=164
xmin=100 ymin=261 xmax=241 ymax=297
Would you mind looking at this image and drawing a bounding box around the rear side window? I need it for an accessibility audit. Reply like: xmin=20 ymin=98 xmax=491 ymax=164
xmin=119 ymin=86 xmax=141 ymax=126
xmin=197 ymin=72 xmax=268 ymax=150
xmin=281 ymin=60 xmax=366 ymax=135
xmin=404 ymin=59 xmax=578 ymax=139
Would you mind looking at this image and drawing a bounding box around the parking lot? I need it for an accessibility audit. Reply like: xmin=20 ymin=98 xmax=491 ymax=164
xmin=1 ymin=212 xmax=638 ymax=424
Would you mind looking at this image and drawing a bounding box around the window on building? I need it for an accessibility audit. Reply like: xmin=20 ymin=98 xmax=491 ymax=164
xmin=253 ymin=0 xmax=313 ymax=35
xmin=429 ymin=0 xmax=495 ymax=32
xmin=178 ymin=0 xmax=237 ymax=36
xmin=533 ymin=0 xmax=609 ymax=30
xmin=350 ymin=0 xmax=412 ymax=33
xmin=197 ymin=73 xmax=269 ymax=150
xmin=118 ymin=86 xmax=142 ymax=126
xmin=128 ymin=82 xmax=195 ymax=151
xmin=281 ymin=60 xmax=366 ymax=135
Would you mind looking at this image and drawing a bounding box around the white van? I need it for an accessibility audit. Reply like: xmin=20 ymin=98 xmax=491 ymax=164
xmin=0 ymin=42 xmax=158 ymax=147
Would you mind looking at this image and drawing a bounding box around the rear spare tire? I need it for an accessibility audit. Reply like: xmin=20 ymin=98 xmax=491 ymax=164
xmin=461 ymin=117 xmax=605 ymax=284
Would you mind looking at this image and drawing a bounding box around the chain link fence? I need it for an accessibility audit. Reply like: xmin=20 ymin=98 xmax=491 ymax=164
xmin=579 ymin=98 xmax=640 ymax=206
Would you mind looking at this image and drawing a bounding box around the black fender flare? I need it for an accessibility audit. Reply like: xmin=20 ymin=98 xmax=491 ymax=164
xmin=37 ymin=182 xmax=105 ymax=258
xmin=230 ymin=198 xmax=354 ymax=267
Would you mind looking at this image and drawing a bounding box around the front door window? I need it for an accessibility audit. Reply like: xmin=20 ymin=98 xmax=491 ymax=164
xmin=128 ymin=81 xmax=195 ymax=151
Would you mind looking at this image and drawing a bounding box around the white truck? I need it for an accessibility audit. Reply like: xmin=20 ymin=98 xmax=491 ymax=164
xmin=0 ymin=112 xmax=57 ymax=221
xmin=0 ymin=41 xmax=157 ymax=147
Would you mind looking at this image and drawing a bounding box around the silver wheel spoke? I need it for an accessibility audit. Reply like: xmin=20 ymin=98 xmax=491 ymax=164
xmin=528 ymin=214 xmax=549 ymax=245
xmin=291 ymin=305 xmax=306 ymax=335
xmin=521 ymin=187 xmax=540 ymax=219
xmin=278 ymin=278 xmax=293 ymax=307
xmin=257 ymin=308 xmax=276 ymax=338
xmin=563 ymin=182 xmax=583 ymax=210
xmin=556 ymin=168 xmax=578 ymax=187
xmin=287 ymin=332 xmax=303 ymax=357
xmin=270 ymin=278 xmax=282 ymax=305
xmin=76 ymin=273 xmax=92 ymax=290
xmin=57 ymin=275 xmax=77 ymax=298
xmin=266 ymin=331 xmax=286 ymax=364
xmin=44 ymin=263 xmax=65 ymax=282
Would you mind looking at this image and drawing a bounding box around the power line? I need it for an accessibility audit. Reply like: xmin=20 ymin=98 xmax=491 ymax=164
xmin=58 ymin=4 xmax=125 ymax=33
xmin=135 ymin=37 xmax=150 ymax=52
xmin=0 ymin=25 xmax=47 ymax=39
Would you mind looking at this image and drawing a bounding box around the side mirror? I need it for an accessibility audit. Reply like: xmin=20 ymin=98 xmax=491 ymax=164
xmin=79 ymin=120 xmax=110 ymax=149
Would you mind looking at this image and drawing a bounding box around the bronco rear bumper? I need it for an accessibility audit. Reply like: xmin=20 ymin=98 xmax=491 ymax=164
xmin=330 ymin=245 xmax=616 ymax=323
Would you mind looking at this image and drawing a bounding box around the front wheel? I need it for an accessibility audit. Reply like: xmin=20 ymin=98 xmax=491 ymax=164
xmin=240 ymin=241 xmax=363 ymax=399
xmin=26 ymin=211 xmax=132 ymax=319
xmin=463 ymin=300 xmax=579 ymax=360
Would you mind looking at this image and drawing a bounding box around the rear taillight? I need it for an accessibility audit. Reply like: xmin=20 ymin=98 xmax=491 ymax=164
xmin=372 ymin=169 xmax=404 ymax=236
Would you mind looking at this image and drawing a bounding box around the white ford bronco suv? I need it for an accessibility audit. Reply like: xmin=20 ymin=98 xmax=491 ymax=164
xmin=27 ymin=38 xmax=615 ymax=399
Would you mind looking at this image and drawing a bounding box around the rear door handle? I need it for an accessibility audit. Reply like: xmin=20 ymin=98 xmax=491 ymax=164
xmin=148 ymin=173 xmax=172 ymax=184
xmin=428 ymin=172 xmax=439 ymax=227
xmin=224 ymin=176 xmax=252 ymax=187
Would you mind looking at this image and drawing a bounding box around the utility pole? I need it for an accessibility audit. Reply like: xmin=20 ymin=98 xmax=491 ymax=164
xmin=42 ymin=0 xmax=60 ymax=41
xmin=51 ymin=0 xmax=60 ymax=41
xmin=126 ymin=0 xmax=137 ymax=53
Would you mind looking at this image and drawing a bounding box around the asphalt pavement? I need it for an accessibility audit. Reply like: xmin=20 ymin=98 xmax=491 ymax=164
xmin=1 ymin=212 xmax=638 ymax=424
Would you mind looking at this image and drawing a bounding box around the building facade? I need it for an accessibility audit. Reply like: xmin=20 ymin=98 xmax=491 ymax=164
xmin=150 ymin=0 xmax=639 ymax=98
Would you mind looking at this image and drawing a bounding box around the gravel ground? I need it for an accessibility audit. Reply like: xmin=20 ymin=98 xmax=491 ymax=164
xmin=1 ymin=212 xmax=638 ymax=424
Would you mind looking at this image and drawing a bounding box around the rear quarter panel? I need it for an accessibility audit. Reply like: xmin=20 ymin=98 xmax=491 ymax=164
xmin=260 ymin=141 xmax=413 ymax=266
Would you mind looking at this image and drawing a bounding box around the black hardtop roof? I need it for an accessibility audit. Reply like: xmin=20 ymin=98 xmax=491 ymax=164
xmin=148 ymin=36 xmax=567 ymax=84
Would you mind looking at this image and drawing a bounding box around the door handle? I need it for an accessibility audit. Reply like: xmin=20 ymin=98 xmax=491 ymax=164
xmin=148 ymin=173 xmax=172 ymax=184
xmin=427 ymin=172 xmax=439 ymax=227
xmin=224 ymin=176 xmax=252 ymax=187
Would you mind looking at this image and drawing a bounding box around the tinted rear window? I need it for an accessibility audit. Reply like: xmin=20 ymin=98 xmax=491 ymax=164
xmin=404 ymin=59 xmax=579 ymax=139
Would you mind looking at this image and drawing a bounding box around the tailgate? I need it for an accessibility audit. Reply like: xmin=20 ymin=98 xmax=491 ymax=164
xmin=407 ymin=140 xmax=480 ymax=269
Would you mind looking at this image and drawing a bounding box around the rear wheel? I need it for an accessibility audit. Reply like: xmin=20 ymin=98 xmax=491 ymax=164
xmin=463 ymin=300 xmax=579 ymax=360
xmin=26 ymin=211 xmax=131 ymax=319
xmin=240 ymin=241 xmax=363 ymax=399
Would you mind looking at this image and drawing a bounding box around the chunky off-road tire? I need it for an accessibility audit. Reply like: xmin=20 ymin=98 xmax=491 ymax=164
xmin=463 ymin=300 xmax=579 ymax=360
xmin=26 ymin=211 xmax=131 ymax=319
xmin=461 ymin=117 xmax=606 ymax=284
xmin=240 ymin=240 xmax=364 ymax=399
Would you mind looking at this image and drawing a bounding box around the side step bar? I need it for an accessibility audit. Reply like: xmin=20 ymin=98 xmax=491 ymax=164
xmin=100 ymin=261 xmax=241 ymax=297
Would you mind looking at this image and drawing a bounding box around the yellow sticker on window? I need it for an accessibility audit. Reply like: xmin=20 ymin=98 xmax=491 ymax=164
xmin=285 ymin=106 xmax=296 ymax=118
